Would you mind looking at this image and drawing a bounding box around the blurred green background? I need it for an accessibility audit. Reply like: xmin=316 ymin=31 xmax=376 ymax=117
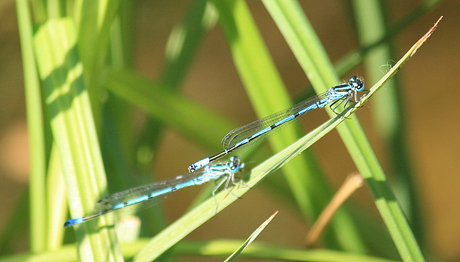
xmin=0 ymin=0 xmax=458 ymax=260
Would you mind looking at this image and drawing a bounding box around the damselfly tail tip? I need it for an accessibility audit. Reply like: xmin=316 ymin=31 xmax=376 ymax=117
xmin=64 ymin=217 xmax=83 ymax=228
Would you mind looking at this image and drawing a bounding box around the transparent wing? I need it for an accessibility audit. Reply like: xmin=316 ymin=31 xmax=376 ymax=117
xmin=222 ymin=91 xmax=330 ymax=149
xmin=94 ymin=169 xmax=212 ymax=215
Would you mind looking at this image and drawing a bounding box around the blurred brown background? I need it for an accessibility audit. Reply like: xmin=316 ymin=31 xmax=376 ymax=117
xmin=0 ymin=0 xmax=458 ymax=260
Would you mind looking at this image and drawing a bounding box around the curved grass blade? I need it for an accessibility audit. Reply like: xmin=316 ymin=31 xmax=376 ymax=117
xmin=224 ymin=211 xmax=278 ymax=262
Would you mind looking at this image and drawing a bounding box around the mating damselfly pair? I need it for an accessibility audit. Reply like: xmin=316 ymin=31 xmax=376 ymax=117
xmin=64 ymin=76 xmax=364 ymax=227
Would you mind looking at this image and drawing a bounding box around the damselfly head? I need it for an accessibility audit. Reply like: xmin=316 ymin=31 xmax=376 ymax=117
xmin=349 ymin=76 xmax=365 ymax=91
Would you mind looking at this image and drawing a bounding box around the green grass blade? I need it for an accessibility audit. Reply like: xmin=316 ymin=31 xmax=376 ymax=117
xmin=175 ymin=240 xmax=399 ymax=262
xmin=73 ymin=0 xmax=121 ymax=119
xmin=341 ymin=18 xmax=441 ymax=262
xmin=99 ymin=4 xmax=137 ymax=194
xmin=15 ymin=0 xmax=48 ymax=253
xmin=33 ymin=18 xmax=123 ymax=261
xmin=224 ymin=211 xmax=278 ymax=262
xmin=351 ymin=0 xmax=424 ymax=245
xmin=73 ymin=0 xmax=121 ymax=78
xmin=161 ymin=0 xmax=217 ymax=88
xmin=46 ymin=146 xmax=67 ymax=250
xmin=102 ymin=69 xmax=236 ymax=152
